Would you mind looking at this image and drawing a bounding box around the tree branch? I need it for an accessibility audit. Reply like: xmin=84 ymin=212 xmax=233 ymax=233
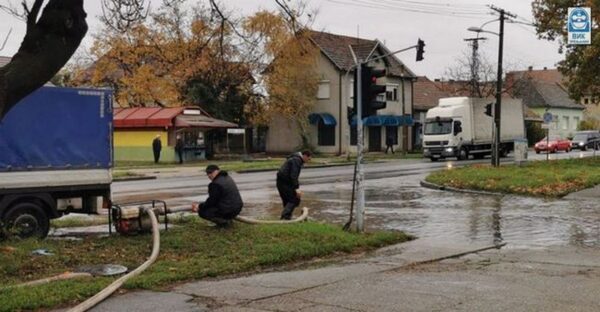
xmin=0 ymin=0 xmax=88 ymax=119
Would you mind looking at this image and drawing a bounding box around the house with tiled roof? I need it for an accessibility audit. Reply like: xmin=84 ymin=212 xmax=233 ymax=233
xmin=266 ymin=30 xmax=417 ymax=154
xmin=507 ymin=67 xmax=585 ymax=138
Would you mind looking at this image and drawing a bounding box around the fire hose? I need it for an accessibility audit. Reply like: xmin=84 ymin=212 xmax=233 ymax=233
xmin=166 ymin=205 xmax=310 ymax=224
xmin=67 ymin=207 xmax=160 ymax=312
xmin=10 ymin=205 xmax=309 ymax=311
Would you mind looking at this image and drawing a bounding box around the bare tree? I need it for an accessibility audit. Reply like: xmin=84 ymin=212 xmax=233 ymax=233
xmin=0 ymin=0 xmax=151 ymax=119
xmin=100 ymin=0 xmax=150 ymax=33
xmin=443 ymin=49 xmax=520 ymax=98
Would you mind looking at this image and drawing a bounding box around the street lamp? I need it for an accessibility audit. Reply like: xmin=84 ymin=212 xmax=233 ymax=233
xmin=468 ymin=17 xmax=505 ymax=167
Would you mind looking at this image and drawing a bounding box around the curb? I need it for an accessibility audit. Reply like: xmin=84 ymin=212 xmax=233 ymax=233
xmin=113 ymin=176 xmax=157 ymax=182
xmin=420 ymin=180 xmax=505 ymax=197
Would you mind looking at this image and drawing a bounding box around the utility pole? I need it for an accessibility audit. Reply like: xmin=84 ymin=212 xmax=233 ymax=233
xmin=355 ymin=61 xmax=365 ymax=232
xmin=463 ymin=37 xmax=487 ymax=98
xmin=490 ymin=5 xmax=516 ymax=167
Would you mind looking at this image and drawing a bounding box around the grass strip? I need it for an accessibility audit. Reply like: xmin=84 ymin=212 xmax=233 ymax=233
xmin=0 ymin=220 xmax=411 ymax=311
xmin=425 ymin=157 xmax=600 ymax=197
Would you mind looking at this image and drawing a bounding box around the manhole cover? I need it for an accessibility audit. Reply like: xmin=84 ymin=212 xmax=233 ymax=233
xmin=76 ymin=264 xmax=128 ymax=276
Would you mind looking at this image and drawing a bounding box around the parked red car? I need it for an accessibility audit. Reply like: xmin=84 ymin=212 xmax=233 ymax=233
xmin=534 ymin=135 xmax=571 ymax=153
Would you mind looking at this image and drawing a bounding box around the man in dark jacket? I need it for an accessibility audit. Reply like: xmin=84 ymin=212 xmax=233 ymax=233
xmin=175 ymin=134 xmax=184 ymax=164
xmin=385 ymin=134 xmax=394 ymax=154
xmin=152 ymin=135 xmax=162 ymax=163
xmin=192 ymin=165 xmax=243 ymax=227
xmin=277 ymin=150 xmax=311 ymax=220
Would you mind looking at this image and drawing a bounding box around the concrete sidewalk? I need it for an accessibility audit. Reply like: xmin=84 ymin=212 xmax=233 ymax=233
xmin=564 ymin=184 xmax=600 ymax=200
xmin=70 ymin=239 xmax=600 ymax=312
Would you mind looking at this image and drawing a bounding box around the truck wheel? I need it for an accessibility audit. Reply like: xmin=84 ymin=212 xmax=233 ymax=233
xmin=3 ymin=202 xmax=50 ymax=239
xmin=457 ymin=148 xmax=469 ymax=160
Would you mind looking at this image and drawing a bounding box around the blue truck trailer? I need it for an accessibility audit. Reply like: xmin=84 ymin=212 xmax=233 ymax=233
xmin=0 ymin=86 xmax=113 ymax=238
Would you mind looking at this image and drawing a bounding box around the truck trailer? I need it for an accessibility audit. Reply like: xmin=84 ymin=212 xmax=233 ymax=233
xmin=422 ymin=97 xmax=525 ymax=161
xmin=0 ymin=86 xmax=113 ymax=238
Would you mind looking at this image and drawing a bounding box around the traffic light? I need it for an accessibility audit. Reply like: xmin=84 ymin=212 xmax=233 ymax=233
xmin=416 ymin=39 xmax=425 ymax=62
xmin=485 ymin=103 xmax=493 ymax=117
xmin=360 ymin=64 xmax=386 ymax=117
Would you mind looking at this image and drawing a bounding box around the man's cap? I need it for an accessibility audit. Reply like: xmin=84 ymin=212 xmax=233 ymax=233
xmin=205 ymin=164 xmax=220 ymax=174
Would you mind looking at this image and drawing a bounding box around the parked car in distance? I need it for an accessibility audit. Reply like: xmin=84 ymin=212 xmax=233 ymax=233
xmin=534 ymin=135 xmax=571 ymax=153
xmin=570 ymin=130 xmax=600 ymax=151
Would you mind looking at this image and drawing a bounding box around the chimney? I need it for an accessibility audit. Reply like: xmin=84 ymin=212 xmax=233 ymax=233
xmin=434 ymin=79 xmax=441 ymax=82
xmin=528 ymin=66 xmax=533 ymax=71
xmin=543 ymin=67 xmax=547 ymax=70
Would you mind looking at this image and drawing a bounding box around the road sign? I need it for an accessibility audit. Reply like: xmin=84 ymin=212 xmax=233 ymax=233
xmin=543 ymin=112 xmax=553 ymax=123
xmin=568 ymin=7 xmax=591 ymax=45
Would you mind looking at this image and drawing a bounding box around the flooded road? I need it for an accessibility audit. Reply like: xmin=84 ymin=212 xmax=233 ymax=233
xmin=113 ymin=153 xmax=600 ymax=250
xmin=239 ymin=173 xmax=600 ymax=250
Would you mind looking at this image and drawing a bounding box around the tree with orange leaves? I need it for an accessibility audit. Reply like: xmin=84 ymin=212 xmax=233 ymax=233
xmin=244 ymin=2 xmax=320 ymax=149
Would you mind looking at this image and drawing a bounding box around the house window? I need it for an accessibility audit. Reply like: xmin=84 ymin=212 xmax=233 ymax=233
xmin=350 ymin=126 xmax=357 ymax=145
xmin=562 ymin=116 xmax=569 ymax=130
xmin=318 ymin=121 xmax=335 ymax=146
xmin=386 ymin=85 xmax=399 ymax=102
xmin=573 ymin=116 xmax=580 ymax=129
xmin=317 ymin=81 xmax=330 ymax=99
xmin=584 ymin=98 xmax=590 ymax=104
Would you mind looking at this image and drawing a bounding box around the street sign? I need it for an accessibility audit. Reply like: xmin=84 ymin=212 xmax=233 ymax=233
xmin=568 ymin=7 xmax=591 ymax=45
xmin=541 ymin=123 xmax=550 ymax=129
xmin=227 ymin=128 xmax=245 ymax=134
xmin=543 ymin=112 xmax=553 ymax=123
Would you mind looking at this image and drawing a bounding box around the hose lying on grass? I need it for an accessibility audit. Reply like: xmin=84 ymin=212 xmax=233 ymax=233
xmin=67 ymin=207 xmax=160 ymax=312
xmin=166 ymin=206 xmax=310 ymax=224
xmin=4 ymin=272 xmax=93 ymax=289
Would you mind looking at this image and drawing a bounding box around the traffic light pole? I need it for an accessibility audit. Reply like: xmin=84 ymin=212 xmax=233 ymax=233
xmin=355 ymin=62 xmax=365 ymax=232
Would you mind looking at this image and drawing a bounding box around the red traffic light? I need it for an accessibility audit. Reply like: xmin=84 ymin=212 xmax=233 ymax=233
xmin=416 ymin=39 xmax=425 ymax=62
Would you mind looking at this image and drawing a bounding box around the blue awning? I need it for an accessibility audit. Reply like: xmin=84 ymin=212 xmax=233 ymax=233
xmin=308 ymin=113 xmax=337 ymax=126
xmin=351 ymin=115 xmax=414 ymax=127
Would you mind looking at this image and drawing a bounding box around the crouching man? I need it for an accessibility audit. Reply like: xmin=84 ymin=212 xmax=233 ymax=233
xmin=192 ymin=165 xmax=243 ymax=228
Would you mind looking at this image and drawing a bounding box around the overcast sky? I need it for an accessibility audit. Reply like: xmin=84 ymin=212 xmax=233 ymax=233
xmin=0 ymin=0 xmax=564 ymax=78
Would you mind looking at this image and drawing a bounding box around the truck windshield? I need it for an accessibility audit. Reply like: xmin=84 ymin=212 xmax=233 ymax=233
xmin=572 ymin=134 xmax=587 ymax=141
xmin=424 ymin=121 xmax=452 ymax=135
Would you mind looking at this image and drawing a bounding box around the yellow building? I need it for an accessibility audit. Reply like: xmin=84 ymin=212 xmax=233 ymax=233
xmin=113 ymin=107 xmax=237 ymax=162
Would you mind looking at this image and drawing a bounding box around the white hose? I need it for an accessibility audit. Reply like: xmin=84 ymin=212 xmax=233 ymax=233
xmin=3 ymin=272 xmax=92 ymax=290
xmin=166 ymin=206 xmax=310 ymax=224
xmin=67 ymin=207 xmax=160 ymax=312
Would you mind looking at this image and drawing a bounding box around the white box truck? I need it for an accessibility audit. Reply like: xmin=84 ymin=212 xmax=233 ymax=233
xmin=422 ymin=97 xmax=525 ymax=161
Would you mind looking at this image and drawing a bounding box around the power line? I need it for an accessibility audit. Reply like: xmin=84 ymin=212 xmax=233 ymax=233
xmin=324 ymin=0 xmax=492 ymax=19
xmin=343 ymin=0 xmax=488 ymax=14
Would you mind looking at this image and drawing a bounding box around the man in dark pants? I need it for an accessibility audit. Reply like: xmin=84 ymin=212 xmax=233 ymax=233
xmin=385 ymin=134 xmax=394 ymax=154
xmin=175 ymin=134 xmax=184 ymax=164
xmin=276 ymin=151 xmax=311 ymax=220
xmin=152 ymin=135 xmax=162 ymax=163
xmin=192 ymin=165 xmax=243 ymax=228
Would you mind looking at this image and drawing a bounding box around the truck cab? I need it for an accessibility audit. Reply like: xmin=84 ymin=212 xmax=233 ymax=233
xmin=422 ymin=97 xmax=525 ymax=161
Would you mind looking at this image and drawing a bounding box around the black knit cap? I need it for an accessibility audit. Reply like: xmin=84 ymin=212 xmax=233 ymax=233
xmin=205 ymin=164 xmax=220 ymax=174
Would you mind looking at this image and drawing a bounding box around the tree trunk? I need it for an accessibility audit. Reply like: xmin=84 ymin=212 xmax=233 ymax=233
xmin=0 ymin=0 xmax=87 ymax=119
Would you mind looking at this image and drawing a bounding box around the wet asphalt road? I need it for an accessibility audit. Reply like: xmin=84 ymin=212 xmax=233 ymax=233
xmin=112 ymin=151 xmax=600 ymax=249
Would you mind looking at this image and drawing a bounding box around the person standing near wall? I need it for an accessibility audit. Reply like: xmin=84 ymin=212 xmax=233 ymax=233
xmin=175 ymin=134 xmax=184 ymax=164
xmin=152 ymin=135 xmax=162 ymax=163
